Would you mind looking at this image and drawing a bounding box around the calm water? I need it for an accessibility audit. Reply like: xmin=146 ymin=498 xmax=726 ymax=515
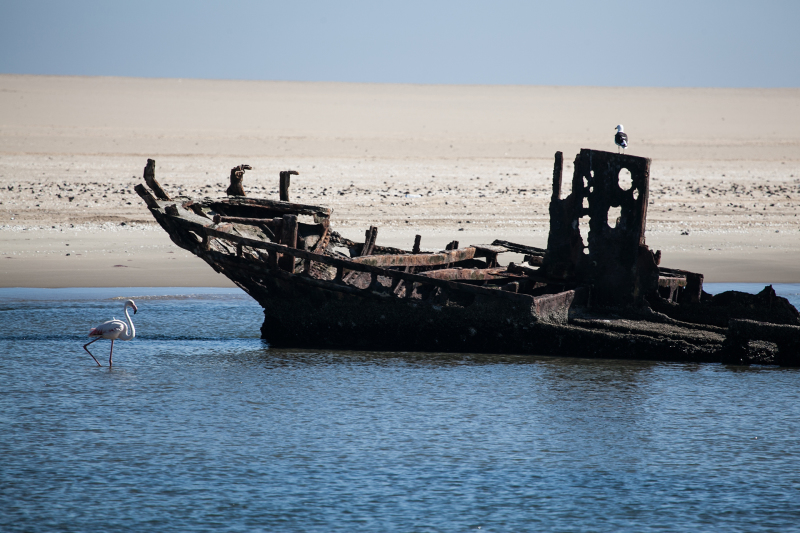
xmin=1 ymin=284 xmax=799 ymax=532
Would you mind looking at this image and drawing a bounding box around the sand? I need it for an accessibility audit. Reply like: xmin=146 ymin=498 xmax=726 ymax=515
xmin=1 ymin=74 xmax=798 ymax=287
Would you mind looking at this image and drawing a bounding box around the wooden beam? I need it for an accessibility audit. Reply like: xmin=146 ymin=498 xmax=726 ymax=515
xmin=168 ymin=216 xmax=532 ymax=303
xmin=491 ymin=240 xmax=547 ymax=257
xmin=412 ymin=235 xmax=421 ymax=254
xmin=213 ymin=215 xmax=283 ymax=229
xmin=198 ymin=197 xmax=331 ymax=218
xmin=551 ymin=151 xmax=563 ymax=202
xmin=343 ymin=226 xmax=378 ymax=284
xmin=352 ymin=247 xmax=476 ymax=267
xmin=278 ymin=214 xmax=298 ymax=273
xmin=420 ymin=267 xmax=509 ymax=281
xmin=363 ymin=226 xmax=378 ymax=256
xmin=143 ymin=159 xmax=171 ymax=201
xmin=506 ymin=262 xmax=555 ymax=283
xmin=134 ymin=184 xmax=159 ymax=209
xmin=279 ymin=170 xmax=298 ymax=202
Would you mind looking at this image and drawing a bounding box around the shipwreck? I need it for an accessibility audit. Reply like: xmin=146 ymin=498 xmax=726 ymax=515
xmin=135 ymin=150 xmax=800 ymax=366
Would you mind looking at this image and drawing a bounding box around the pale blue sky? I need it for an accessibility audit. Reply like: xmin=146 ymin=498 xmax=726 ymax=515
xmin=1 ymin=0 xmax=798 ymax=87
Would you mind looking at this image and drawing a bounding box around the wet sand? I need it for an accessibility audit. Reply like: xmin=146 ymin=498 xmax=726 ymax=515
xmin=1 ymin=75 xmax=798 ymax=286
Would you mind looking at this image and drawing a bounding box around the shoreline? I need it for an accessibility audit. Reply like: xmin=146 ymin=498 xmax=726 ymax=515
xmin=2 ymin=223 xmax=798 ymax=287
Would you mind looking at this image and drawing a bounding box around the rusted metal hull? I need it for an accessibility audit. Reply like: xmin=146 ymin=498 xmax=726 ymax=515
xmin=134 ymin=154 xmax=800 ymax=366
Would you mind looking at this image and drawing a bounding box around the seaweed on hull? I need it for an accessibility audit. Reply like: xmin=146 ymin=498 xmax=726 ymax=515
xmin=135 ymin=151 xmax=800 ymax=366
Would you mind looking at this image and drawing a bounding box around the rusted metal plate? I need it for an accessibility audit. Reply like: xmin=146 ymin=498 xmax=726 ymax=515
xmin=533 ymin=290 xmax=577 ymax=319
xmin=541 ymin=149 xmax=657 ymax=307
xmin=541 ymin=151 xmax=584 ymax=280
xmin=352 ymin=248 xmax=476 ymax=267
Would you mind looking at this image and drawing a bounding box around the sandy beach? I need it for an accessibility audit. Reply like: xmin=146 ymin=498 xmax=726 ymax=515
xmin=1 ymin=74 xmax=798 ymax=286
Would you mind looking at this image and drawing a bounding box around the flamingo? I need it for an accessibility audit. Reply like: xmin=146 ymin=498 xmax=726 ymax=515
xmin=83 ymin=299 xmax=137 ymax=366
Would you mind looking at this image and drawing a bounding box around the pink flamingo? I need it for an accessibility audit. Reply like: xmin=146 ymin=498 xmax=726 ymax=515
xmin=84 ymin=299 xmax=137 ymax=366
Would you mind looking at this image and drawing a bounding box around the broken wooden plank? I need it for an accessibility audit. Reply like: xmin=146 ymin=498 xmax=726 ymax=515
xmin=279 ymin=170 xmax=299 ymax=202
xmin=658 ymin=268 xmax=704 ymax=302
xmin=472 ymin=244 xmax=505 ymax=267
xmin=412 ymin=235 xmax=421 ymax=254
xmin=362 ymin=226 xmax=378 ymax=256
xmin=658 ymin=276 xmax=687 ymax=302
xmin=226 ymin=164 xmax=251 ymax=196
xmin=199 ymin=197 xmax=331 ymax=219
xmin=143 ymin=159 xmax=171 ymax=201
xmin=506 ymin=262 xmax=556 ymax=284
xmin=342 ymin=226 xmax=378 ymax=284
xmin=491 ymin=240 xmax=547 ymax=256
xmin=306 ymin=225 xmax=332 ymax=277
xmin=472 ymin=244 xmax=506 ymax=255
xmin=523 ymin=255 xmax=544 ymax=266
xmin=170 ymin=217 xmax=533 ymax=303
xmin=134 ymin=184 xmax=160 ymax=209
xmin=420 ymin=267 xmax=509 ymax=281
xmin=533 ymin=289 xmax=583 ymax=319
xmin=213 ymin=215 xmax=284 ymax=229
xmin=311 ymin=225 xmax=330 ymax=254
xmin=658 ymin=267 xmax=697 ymax=278
xmin=352 ymin=247 xmax=476 ymax=268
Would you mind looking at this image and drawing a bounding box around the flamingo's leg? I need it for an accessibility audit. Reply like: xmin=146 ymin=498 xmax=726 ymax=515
xmin=109 ymin=339 xmax=114 ymax=367
xmin=83 ymin=337 xmax=102 ymax=366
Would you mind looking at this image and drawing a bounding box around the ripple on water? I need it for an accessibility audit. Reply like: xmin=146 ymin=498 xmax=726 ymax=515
xmin=0 ymin=286 xmax=798 ymax=532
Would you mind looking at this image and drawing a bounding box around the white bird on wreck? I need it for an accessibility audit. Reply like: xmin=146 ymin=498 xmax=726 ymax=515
xmin=615 ymin=125 xmax=629 ymax=153
xmin=83 ymin=299 xmax=137 ymax=367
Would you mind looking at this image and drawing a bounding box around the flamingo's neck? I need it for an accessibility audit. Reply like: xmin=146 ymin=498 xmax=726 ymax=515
xmin=120 ymin=304 xmax=136 ymax=341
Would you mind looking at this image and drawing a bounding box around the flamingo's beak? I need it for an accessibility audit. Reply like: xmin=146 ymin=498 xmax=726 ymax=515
xmin=133 ymin=305 xmax=138 ymax=314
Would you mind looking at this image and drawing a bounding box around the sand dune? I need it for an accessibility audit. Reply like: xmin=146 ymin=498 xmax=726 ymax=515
xmin=1 ymin=74 xmax=798 ymax=286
